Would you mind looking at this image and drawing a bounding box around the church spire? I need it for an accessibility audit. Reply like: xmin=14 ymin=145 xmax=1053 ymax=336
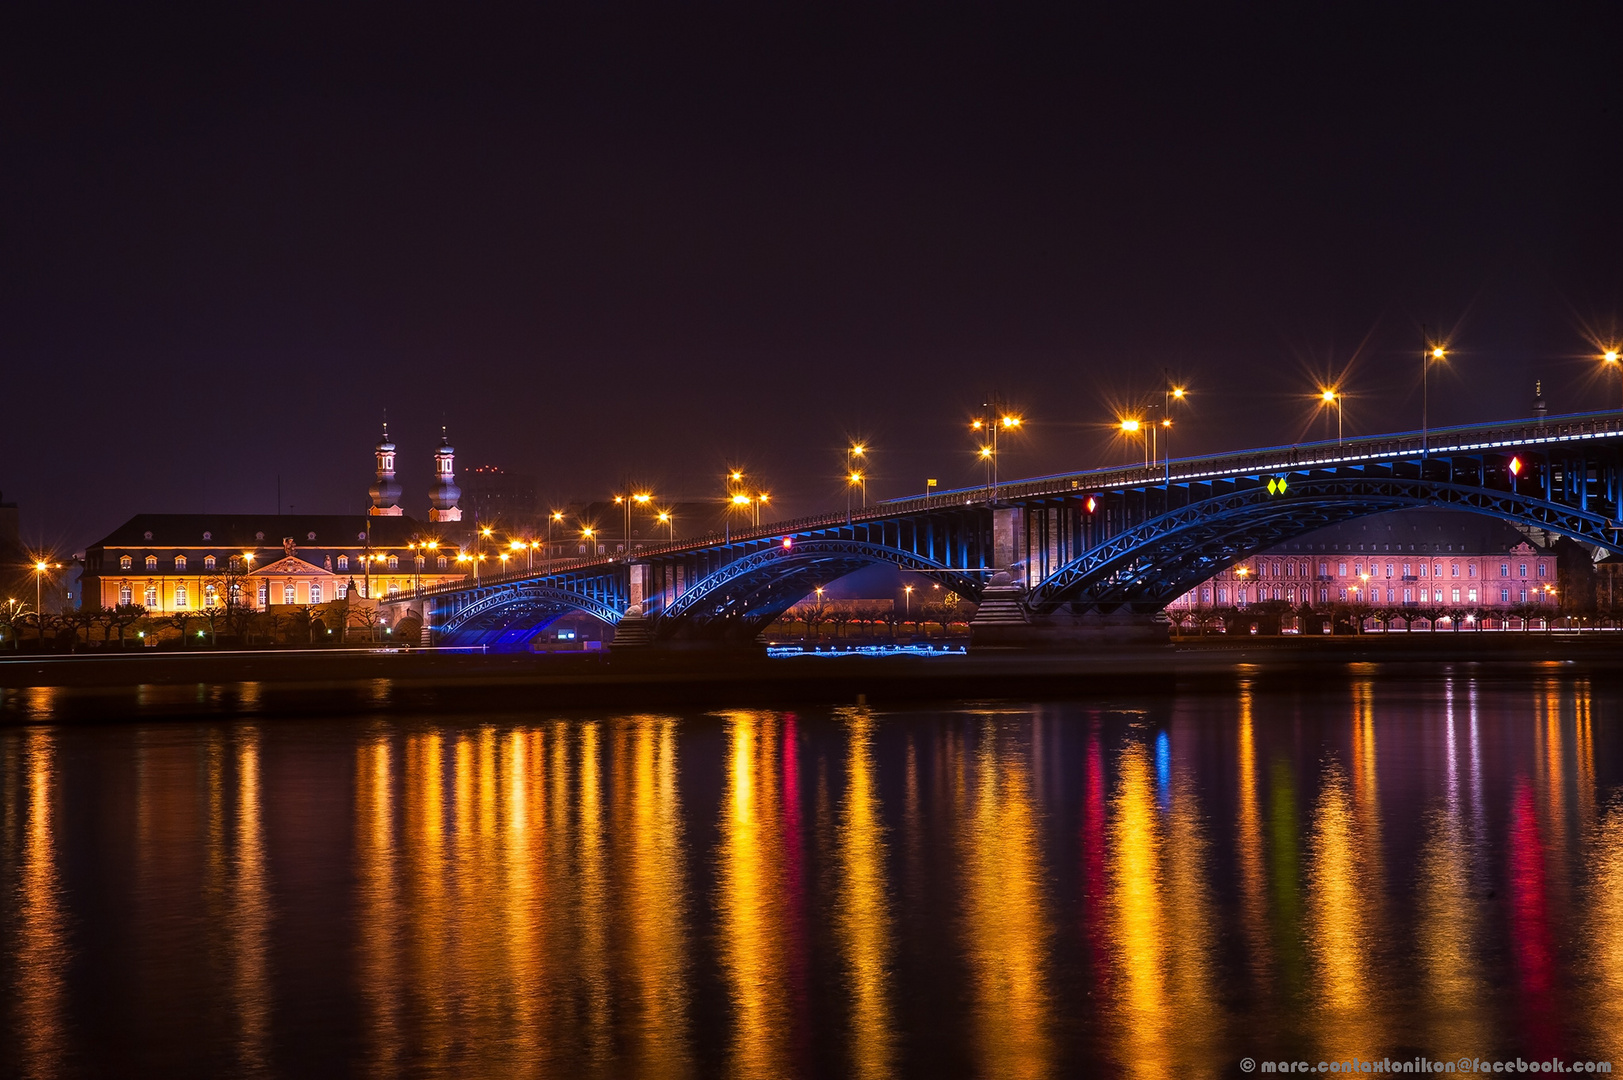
xmin=428 ymin=425 xmax=462 ymax=522
xmin=368 ymin=417 xmax=404 ymax=516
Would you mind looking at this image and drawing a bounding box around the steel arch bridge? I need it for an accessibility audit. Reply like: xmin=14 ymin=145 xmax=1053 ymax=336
xmin=388 ymin=411 xmax=1623 ymax=647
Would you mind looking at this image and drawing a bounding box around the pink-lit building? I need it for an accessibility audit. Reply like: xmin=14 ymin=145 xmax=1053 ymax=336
xmin=1168 ymin=510 xmax=1558 ymax=614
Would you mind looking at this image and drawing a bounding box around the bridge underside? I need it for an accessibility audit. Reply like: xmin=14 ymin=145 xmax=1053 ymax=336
xmin=1029 ymin=477 xmax=1623 ymax=615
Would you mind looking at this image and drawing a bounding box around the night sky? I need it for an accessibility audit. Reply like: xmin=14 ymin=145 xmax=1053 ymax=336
xmin=4 ymin=5 xmax=1621 ymax=551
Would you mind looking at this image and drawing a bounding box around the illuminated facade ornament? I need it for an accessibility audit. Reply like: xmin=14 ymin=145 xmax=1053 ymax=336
xmin=368 ymin=419 xmax=404 ymax=517
xmin=428 ymin=426 xmax=463 ymax=523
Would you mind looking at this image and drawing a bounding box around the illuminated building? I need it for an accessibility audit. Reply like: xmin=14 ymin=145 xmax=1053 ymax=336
xmin=1169 ymin=510 xmax=1558 ymax=614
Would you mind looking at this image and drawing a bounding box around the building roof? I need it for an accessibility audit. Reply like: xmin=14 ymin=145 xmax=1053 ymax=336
xmin=86 ymin=513 xmax=445 ymax=551
xmin=1274 ymin=508 xmax=1543 ymax=555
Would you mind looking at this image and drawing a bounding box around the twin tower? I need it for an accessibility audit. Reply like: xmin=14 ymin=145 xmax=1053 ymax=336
xmin=368 ymin=424 xmax=462 ymax=522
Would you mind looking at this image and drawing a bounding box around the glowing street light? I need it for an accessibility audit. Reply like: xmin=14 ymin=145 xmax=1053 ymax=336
xmin=1603 ymin=348 xmax=1622 ymax=409
xmin=1320 ymin=387 xmax=1344 ymax=447
xmin=656 ymin=510 xmax=674 ymax=541
xmin=1119 ymin=417 xmax=1149 ymax=467
xmin=972 ymin=402 xmax=1022 ymax=502
xmin=1422 ymin=331 xmax=1449 ymax=455
xmin=32 ymin=558 xmax=59 ymax=647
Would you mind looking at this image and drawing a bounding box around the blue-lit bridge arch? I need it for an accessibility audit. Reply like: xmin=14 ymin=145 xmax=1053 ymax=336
xmin=389 ymin=411 xmax=1623 ymax=647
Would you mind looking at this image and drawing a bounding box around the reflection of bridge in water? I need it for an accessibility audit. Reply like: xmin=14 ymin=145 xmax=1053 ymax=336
xmin=385 ymin=411 xmax=1623 ymax=649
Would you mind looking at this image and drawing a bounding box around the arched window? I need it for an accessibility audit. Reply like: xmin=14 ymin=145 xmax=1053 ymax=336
xmin=174 ymin=584 xmax=189 ymax=608
xmin=119 ymin=555 xmax=132 ymax=570
xmin=284 ymin=583 xmax=297 ymax=605
xmin=118 ymin=584 xmax=133 ymax=606
xmin=204 ymin=555 xmax=216 ymax=571
xmin=204 ymin=584 xmax=217 ymax=607
xmin=256 ymin=582 xmax=268 ymax=607
xmin=437 ymin=556 xmax=448 ymax=569
xmin=387 ymin=555 xmax=399 ymax=570
xmin=336 ymin=582 xmax=348 ymax=599
xmin=146 ymin=556 xmax=158 ymax=571
xmin=144 ymin=585 xmax=158 ymax=608
xmin=387 ymin=581 xmax=401 ymax=597
xmin=310 ymin=582 xmax=323 ymax=604
xmin=229 ymin=583 xmax=241 ymax=604
xmin=229 ymin=556 xmax=242 ymax=572
xmin=337 ymin=555 xmax=349 ymax=571
xmin=175 ymin=555 xmax=187 ymax=571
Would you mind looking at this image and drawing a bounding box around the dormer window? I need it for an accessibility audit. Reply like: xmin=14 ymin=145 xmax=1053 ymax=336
xmin=437 ymin=556 xmax=448 ymax=569
xmin=175 ymin=555 xmax=187 ymax=571
xmin=387 ymin=555 xmax=399 ymax=569
xmin=145 ymin=556 xmax=158 ymax=571
xmin=229 ymin=556 xmax=243 ymax=572
xmin=120 ymin=555 xmax=133 ymax=570
xmin=204 ymin=555 xmax=216 ymax=571
xmin=202 ymin=531 xmax=212 ymax=541
xmin=307 ymin=532 xmax=316 ymax=541
xmin=338 ymin=555 xmax=349 ymax=571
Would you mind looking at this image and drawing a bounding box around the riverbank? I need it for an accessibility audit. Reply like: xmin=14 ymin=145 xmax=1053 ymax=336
xmin=2 ymin=633 xmax=1620 ymax=723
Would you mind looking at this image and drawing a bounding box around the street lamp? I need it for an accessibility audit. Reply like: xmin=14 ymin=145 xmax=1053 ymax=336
xmin=1119 ymin=418 xmax=1148 ymax=467
xmin=32 ymin=559 xmax=58 ymax=647
xmin=582 ymin=526 xmax=596 ymax=557
xmin=1320 ymin=388 xmax=1344 ymax=448
xmin=1603 ymin=348 xmax=1621 ymax=409
xmin=656 ymin=510 xmax=674 ymax=541
xmin=1422 ymin=332 xmax=1447 ymax=456
xmin=549 ymin=510 xmax=564 ymax=568
xmin=971 ymin=406 xmax=1022 ymax=501
xmin=903 ymin=583 xmax=913 ymax=619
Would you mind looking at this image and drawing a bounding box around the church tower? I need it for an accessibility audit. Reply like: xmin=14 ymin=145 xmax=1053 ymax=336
xmin=428 ymin=426 xmax=462 ymax=522
xmin=368 ymin=422 xmax=404 ymax=516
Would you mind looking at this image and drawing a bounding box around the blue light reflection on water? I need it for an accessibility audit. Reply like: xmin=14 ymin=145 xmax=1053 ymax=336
xmin=766 ymin=644 xmax=969 ymax=658
xmin=0 ymin=669 xmax=1621 ymax=1077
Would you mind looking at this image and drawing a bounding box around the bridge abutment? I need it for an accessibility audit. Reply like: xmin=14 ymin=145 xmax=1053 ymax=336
xmin=611 ymin=564 xmax=654 ymax=649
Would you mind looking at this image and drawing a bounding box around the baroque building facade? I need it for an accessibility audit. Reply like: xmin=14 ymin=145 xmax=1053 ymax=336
xmin=80 ymin=430 xmax=471 ymax=612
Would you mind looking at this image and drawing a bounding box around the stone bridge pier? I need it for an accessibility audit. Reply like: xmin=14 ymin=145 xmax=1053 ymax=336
xmin=970 ymin=505 xmax=1169 ymax=650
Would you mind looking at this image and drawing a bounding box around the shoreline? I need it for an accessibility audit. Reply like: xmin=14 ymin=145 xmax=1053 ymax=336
xmin=2 ymin=634 xmax=1620 ymax=722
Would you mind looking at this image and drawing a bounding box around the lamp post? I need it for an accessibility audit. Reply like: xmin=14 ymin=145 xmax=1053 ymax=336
xmin=582 ymin=526 xmax=596 ymax=558
xmin=1119 ymin=418 xmax=1147 ymax=467
xmin=904 ymin=583 xmax=913 ymax=619
xmin=972 ymin=408 xmax=1022 ymax=502
xmin=1321 ymin=388 xmax=1343 ymax=448
xmin=1422 ymin=331 xmax=1447 ymax=456
xmin=1604 ymin=349 xmax=1621 ymax=409
xmin=33 ymin=560 xmax=57 ymax=647
xmin=657 ymin=510 xmax=674 ymax=542
xmin=549 ymin=511 xmax=564 ymax=568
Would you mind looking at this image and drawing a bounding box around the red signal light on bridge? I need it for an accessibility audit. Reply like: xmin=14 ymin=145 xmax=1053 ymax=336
xmin=1085 ymin=496 xmax=1097 ymax=513
xmin=1509 ymin=457 xmax=1522 ymax=476
xmin=782 ymin=537 xmax=793 ymax=549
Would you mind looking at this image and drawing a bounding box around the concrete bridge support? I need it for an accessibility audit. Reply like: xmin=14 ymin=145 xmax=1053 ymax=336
xmin=611 ymin=563 xmax=653 ymax=649
xmin=970 ymin=505 xmax=1168 ymax=649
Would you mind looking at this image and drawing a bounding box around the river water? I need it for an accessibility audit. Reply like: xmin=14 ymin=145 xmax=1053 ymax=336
xmin=1 ymin=664 xmax=1620 ymax=1078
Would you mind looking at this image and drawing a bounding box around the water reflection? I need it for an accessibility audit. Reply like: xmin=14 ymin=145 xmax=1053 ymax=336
xmin=717 ymin=711 xmax=795 ymax=1079
xmin=835 ymin=707 xmax=892 ymax=1080
xmin=6 ymin=673 xmax=1623 ymax=1077
xmin=13 ymin=729 xmax=65 ymax=1079
xmin=961 ymin=717 xmax=1052 ymax=1080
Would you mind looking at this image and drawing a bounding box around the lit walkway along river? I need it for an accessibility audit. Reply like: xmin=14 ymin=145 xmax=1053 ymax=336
xmin=1 ymin=666 xmax=1621 ymax=1076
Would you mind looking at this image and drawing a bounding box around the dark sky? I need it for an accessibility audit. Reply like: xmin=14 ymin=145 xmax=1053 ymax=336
xmin=4 ymin=4 xmax=1621 ymax=551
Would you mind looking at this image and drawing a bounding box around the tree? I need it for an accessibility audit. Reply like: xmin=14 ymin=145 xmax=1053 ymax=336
xmin=107 ymin=604 xmax=147 ymax=648
xmin=826 ymin=606 xmax=853 ymax=639
xmin=162 ymin=609 xmax=200 ymax=647
xmin=347 ymin=604 xmax=387 ymax=643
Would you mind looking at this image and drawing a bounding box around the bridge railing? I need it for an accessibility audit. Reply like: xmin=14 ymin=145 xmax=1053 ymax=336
xmin=397 ymin=409 xmax=1623 ymax=604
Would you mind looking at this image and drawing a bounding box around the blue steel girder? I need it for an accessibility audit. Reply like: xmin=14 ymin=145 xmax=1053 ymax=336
xmin=437 ymin=579 xmax=624 ymax=638
xmin=1028 ymin=474 xmax=1623 ymax=614
xmin=656 ymin=538 xmax=982 ymax=638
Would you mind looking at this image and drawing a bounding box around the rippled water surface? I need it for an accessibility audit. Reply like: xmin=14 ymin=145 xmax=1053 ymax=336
xmin=3 ymin=665 xmax=1623 ymax=1077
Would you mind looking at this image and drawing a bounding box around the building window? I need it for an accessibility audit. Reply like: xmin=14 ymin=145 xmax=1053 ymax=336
xmin=1501 ymin=588 xmax=1511 ymax=603
xmin=229 ymin=583 xmax=241 ymax=604
xmin=1403 ymin=563 xmax=1412 ymax=577
xmin=119 ymin=584 xmax=133 ymax=606
xmin=1519 ymin=563 xmax=1528 ymax=578
xmin=144 ymin=586 xmax=158 ymax=608
xmin=1338 ymin=562 xmax=1347 ymax=577
xmin=337 ymin=583 xmax=348 ymax=599
xmin=175 ymin=584 xmax=188 ymax=608
xmin=205 ymin=585 xmax=217 ymax=607
xmin=1403 ymin=588 xmax=1413 ymax=603
xmin=310 ymin=582 xmax=322 ymax=604
xmin=338 ymin=555 xmax=349 ymax=571
xmin=1468 ymin=565 xmax=1478 ymax=578
xmin=175 ymin=555 xmax=187 ymax=571
xmin=204 ymin=555 xmax=216 ymax=571
xmin=1217 ymin=588 xmax=1228 ymax=603
xmin=1451 ymin=563 xmax=1459 ymax=578
xmin=1537 ymin=564 xmax=1547 ymax=578
xmin=1452 ymin=588 xmax=1461 ymax=603
xmin=284 ymin=583 xmax=296 ymax=605
xmin=1468 ymin=588 xmax=1478 ymax=603
xmin=230 ymin=556 xmax=242 ymax=572
xmin=387 ymin=555 xmax=399 ymax=570
xmin=1319 ymin=588 xmax=1328 ymax=603
xmin=146 ymin=556 xmax=158 ymax=571
xmin=1201 ymin=588 xmax=1210 ymax=602
xmin=257 ymin=583 xmax=268 ymax=607
xmin=119 ymin=555 xmax=132 ymax=570
xmin=1354 ymin=563 xmax=1362 ymax=577
xmin=388 ymin=582 xmax=401 ymax=597
xmin=1501 ymin=564 xmax=1510 ymax=577
xmin=437 ymin=556 xmax=448 ymax=569
xmin=1339 ymin=587 xmax=1348 ymax=601
xmin=1319 ymin=562 xmax=1328 ymax=576
xmin=1384 ymin=563 xmax=1392 ymax=578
